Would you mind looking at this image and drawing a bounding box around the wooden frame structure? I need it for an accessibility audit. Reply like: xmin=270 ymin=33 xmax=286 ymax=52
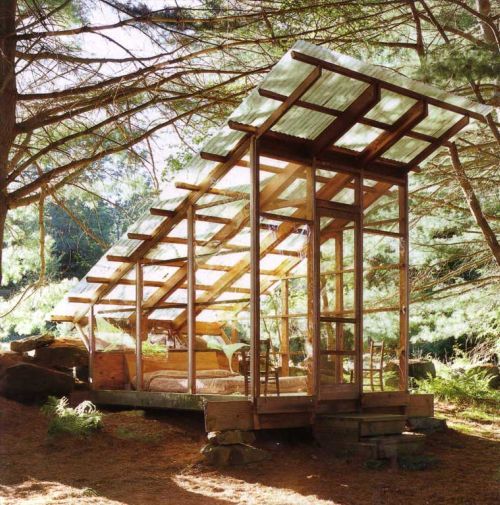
xmin=52 ymin=41 xmax=490 ymax=431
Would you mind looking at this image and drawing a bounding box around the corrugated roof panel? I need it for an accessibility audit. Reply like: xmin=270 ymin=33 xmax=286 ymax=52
xmin=365 ymin=90 xmax=417 ymax=125
xmin=127 ymin=213 xmax=165 ymax=236
xmin=259 ymin=51 xmax=316 ymax=97
xmin=383 ymin=136 xmax=430 ymax=163
xmin=202 ymin=125 xmax=246 ymax=157
xmin=292 ymin=40 xmax=492 ymax=117
xmin=228 ymin=88 xmax=282 ymax=127
xmin=335 ymin=123 xmax=384 ymax=151
xmin=413 ymin=105 xmax=465 ymax=138
xmin=144 ymin=242 xmax=187 ymax=261
xmin=106 ymin=237 xmax=143 ymax=259
xmin=302 ymin=70 xmax=370 ymax=111
xmin=272 ymin=106 xmax=335 ymax=139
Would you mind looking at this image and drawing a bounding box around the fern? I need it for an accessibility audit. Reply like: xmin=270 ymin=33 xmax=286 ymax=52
xmin=41 ymin=396 xmax=103 ymax=437
xmin=417 ymin=368 xmax=500 ymax=409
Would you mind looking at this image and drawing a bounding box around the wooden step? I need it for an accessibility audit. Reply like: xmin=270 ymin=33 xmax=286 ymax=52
xmin=361 ymin=432 xmax=426 ymax=460
xmin=314 ymin=413 xmax=407 ymax=440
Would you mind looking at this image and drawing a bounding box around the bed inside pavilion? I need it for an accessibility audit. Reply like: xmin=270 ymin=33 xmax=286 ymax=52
xmin=52 ymin=41 xmax=491 ymax=430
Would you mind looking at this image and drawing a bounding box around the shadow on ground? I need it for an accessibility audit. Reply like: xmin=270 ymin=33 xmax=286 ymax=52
xmin=0 ymin=397 xmax=498 ymax=505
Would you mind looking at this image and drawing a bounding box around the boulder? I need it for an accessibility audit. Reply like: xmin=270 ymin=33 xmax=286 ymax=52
xmin=385 ymin=359 xmax=436 ymax=383
xmin=409 ymin=359 xmax=436 ymax=380
xmin=407 ymin=416 xmax=447 ymax=433
xmin=34 ymin=338 xmax=88 ymax=369
xmin=469 ymin=364 xmax=500 ymax=389
xmin=10 ymin=334 xmax=54 ymax=353
xmin=0 ymin=363 xmax=74 ymax=403
xmin=0 ymin=351 xmax=29 ymax=377
xmin=201 ymin=443 xmax=270 ymax=466
xmin=207 ymin=430 xmax=256 ymax=446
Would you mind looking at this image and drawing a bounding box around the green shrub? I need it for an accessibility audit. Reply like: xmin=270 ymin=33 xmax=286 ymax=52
xmin=41 ymin=396 xmax=103 ymax=437
xmin=416 ymin=368 xmax=500 ymax=408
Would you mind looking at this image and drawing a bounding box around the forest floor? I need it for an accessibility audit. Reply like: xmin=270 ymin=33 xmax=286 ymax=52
xmin=0 ymin=396 xmax=498 ymax=505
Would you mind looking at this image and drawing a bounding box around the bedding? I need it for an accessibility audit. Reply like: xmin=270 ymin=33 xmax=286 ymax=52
xmin=132 ymin=370 xmax=308 ymax=394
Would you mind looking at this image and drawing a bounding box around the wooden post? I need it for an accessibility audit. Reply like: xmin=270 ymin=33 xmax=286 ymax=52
xmin=280 ymin=278 xmax=290 ymax=376
xmin=335 ymin=233 xmax=344 ymax=384
xmin=135 ymin=261 xmax=143 ymax=391
xmin=250 ymin=136 xmax=260 ymax=401
xmin=88 ymin=304 xmax=95 ymax=390
xmin=399 ymin=177 xmax=410 ymax=391
xmin=309 ymin=161 xmax=320 ymax=397
xmin=355 ymin=174 xmax=364 ymax=396
xmin=187 ymin=205 xmax=196 ymax=394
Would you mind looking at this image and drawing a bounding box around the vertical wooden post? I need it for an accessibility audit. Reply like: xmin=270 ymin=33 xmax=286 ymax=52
xmin=280 ymin=278 xmax=290 ymax=377
xmin=308 ymin=161 xmax=320 ymax=398
xmin=88 ymin=304 xmax=95 ymax=390
xmin=399 ymin=177 xmax=410 ymax=391
xmin=354 ymin=174 xmax=364 ymax=397
xmin=135 ymin=261 xmax=143 ymax=391
xmin=250 ymin=136 xmax=260 ymax=401
xmin=187 ymin=204 xmax=196 ymax=394
xmin=334 ymin=233 xmax=344 ymax=384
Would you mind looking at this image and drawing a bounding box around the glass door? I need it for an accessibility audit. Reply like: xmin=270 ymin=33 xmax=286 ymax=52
xmin=316 ymin=203 xmax=361 ymax=400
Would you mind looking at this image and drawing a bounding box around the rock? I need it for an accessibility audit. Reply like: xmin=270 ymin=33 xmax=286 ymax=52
xmin=201 ymin=442 xmax=270 ymax=466
xmin=409 ymin=359 xmax=436 ymax=380
xmin=34 ymin=338 xmax=88 ymax=369
xmin=0 ymin=351 xmax=29 ymax=377
xmin=207 ymin=430 xmax=256 ymax=445
xmin=10 ymin=334 xmax=54 ymax=353
xmin=469 ymin=364 xmax=500 ymax=389
xmin=0 ymin=363 xmax=74 ymax=403
xmin=385 ymin=359 xmax=436 ymax=383
xmin=407 ymin=416 xmax=447 ymax=433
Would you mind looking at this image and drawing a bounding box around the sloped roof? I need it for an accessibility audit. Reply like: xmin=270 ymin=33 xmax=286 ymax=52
xmin=52 ymin=41 xmax=490 ymax=327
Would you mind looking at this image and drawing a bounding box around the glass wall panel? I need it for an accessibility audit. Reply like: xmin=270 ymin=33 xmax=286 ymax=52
xmin=362 ymin=180 xmax=405 ymax=391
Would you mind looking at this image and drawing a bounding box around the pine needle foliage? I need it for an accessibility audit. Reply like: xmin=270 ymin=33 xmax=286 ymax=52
xmin=41 ymin=396 xmax=103 ymax=437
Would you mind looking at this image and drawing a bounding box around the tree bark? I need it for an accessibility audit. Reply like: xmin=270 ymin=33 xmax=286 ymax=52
xmin=0 ymin=0 xmax=17 ymax=284
xmin=449 ymin=143 xmax=500 ymax=267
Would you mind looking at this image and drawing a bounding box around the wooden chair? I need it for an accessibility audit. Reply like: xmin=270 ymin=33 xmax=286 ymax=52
xmin=240 ymin=339 xmax=280 ymax=397
xmin=362 ymin=339 xmax=385 ymax=392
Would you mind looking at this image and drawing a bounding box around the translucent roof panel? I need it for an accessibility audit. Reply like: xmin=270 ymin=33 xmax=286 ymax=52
xmin=383 ymin=137 xmax=431 ymax=163
xmin=272 ymin=106 xmax=334 ymax=140
xmin=413 ymin=105 xmax=465 ymax=138
xmin=365 ymin=90 xmax=417 ymax=125
xmin=335 ymin=123 xmax=384 ymax=152
xmin=52 ymin=41 xmax=488 ymax=325
xmin=301 ymin=70 xmax=370 ymax=111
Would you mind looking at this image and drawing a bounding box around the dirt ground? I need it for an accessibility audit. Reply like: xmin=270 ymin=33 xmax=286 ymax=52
xmin=0 ymin=396 xmax=498 ymax=505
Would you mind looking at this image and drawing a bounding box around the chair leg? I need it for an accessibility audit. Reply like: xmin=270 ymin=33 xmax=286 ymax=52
xmin=379 ymin=369 xmax=384 ymax=391
xmin=275 ymin=371 xmax=280 ymax=397
xmin=370 ymin=369 xmax=374 ymax=392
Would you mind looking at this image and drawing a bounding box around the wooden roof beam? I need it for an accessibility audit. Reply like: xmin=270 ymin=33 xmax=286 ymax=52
xmin=257 ymin=87 xmax=447 ymax=147
xmin=405 ymin=115 xmax=469 ymax=170
xmin=312 ymin=83 xmax=380 ymax=156
xmin=358 ymin=100 xmax=428 ymax=165
xmin=291 ymin=50 xmax=485 ymax=122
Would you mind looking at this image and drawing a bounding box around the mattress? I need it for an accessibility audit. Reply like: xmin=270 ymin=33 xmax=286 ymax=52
xmin=134 ymin=370 xmax=308 ymax=395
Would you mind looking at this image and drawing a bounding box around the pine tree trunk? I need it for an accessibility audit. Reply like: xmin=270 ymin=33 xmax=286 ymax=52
xmin=0 ymin=0 xmax=17 ymax=284
xmin=449 ymin=144 xmax=500 ymax=268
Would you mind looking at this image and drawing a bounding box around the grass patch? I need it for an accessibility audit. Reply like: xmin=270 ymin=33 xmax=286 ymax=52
xmin=41 ymin=396 xmax=102 ymax=437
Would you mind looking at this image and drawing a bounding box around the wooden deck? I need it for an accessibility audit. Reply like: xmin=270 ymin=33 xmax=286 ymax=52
xmin=89 ymin=389 xmax=433 ymax=432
